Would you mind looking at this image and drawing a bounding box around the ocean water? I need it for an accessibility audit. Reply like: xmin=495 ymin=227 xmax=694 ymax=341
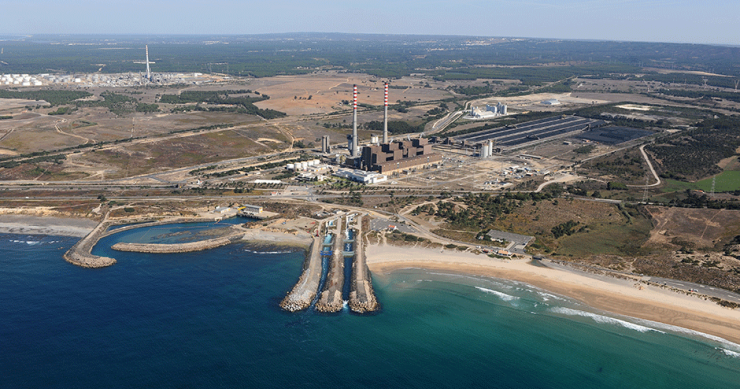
xmin=1 ymin=226 xmax=740 ymax=388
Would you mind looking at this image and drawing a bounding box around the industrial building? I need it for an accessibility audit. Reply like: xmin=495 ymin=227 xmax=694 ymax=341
xmin=467 ymin=102 xmax=508 ymax=119
xmin=333 ymin=168 xmax=388 ymax=184
xmin=241 ymin=204 xmax=263 ymax=214
xmin=321 ymin=135 xmax=331 ymax=153
xmin=359 ymin=138 xmax=442 ymax=174
xmin=345 ymin=82 xmax=442 ymax=174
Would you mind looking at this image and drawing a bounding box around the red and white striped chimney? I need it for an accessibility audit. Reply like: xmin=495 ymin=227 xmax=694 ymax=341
xmin=383 ymin=83 xmax=388 ymax=144
xmin=351 ymin=84 xmax=358 ymax=157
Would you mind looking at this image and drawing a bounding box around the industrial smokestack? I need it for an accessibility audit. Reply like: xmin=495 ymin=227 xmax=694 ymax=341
xmin=383 ymin=83 xmax=388 ymax=144
xmin=145 ymin=45 xmax=151 ymax=81
xmin=352 ymin=84 xmax=358 ymax=157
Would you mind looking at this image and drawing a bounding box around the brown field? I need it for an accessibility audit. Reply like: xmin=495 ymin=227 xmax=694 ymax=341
xmin=645 ymin=206 xmax=740 ymax=249
xmin=251 ymin=73 xmax=453 ymax=116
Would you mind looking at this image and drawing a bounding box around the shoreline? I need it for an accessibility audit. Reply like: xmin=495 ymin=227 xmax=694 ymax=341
xmin=366 ymin=244 xmax=740 ymax=345
xmin=0 ymin=215 xmax=98 ymax=237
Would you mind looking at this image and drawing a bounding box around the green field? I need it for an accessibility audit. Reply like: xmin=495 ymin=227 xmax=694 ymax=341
xmin=662 ymin=170 xmax=740 ymax=193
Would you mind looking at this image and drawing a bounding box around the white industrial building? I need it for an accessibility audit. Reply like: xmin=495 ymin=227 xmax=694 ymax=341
xmin=467 ymin=102 xmax=508 ymax=119
xmin=333 ymin=168 xmax=388 ymax=184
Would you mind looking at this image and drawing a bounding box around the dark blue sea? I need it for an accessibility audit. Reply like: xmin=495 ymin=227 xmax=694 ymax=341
xmin=1 ymin=223 xmax=740 ymax=388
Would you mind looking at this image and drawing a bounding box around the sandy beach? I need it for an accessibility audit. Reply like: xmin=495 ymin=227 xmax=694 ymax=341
xmin=366 ymin=244 xmax=740 ymax=345
xmin=0 ymin=215 xmax=97 ymax=237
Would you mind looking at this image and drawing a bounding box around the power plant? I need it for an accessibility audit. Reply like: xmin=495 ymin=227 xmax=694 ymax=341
xmin=348 ymin=82 xmax=441 ymax=174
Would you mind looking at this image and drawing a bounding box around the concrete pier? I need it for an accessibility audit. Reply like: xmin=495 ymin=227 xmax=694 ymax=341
xmin=63 ymin=214 xmax=116 ymax=268
xmin=316 ymin=217 xmax=345 ymax=313
xmin=280 ymin=231 xmax=324 ymax=312
xmin=349 ymin=216 xmax=379 ymax=313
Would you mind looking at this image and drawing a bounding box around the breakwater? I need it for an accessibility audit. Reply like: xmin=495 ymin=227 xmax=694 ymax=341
xmin=349 ymin=216 xmax=379 ymax=313
xmin=315 ymin=217 xmax=345 ymax=313
xmin=110 ymin=228 xmax=244 ymax=254
xmin=63 ymin=215 xmax=117 ymax=268
xmin=279 ymin=234 xmax=323 ymax=311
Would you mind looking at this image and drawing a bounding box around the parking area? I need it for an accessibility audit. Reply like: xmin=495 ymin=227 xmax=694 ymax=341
xmin=486 ymin=229 xmax=534 ymax=253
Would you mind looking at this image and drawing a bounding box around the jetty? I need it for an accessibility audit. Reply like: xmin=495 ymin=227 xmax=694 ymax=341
xmin=316 ymin=216 xmax=345 ymax=312
xmin=349 ymin=215 xmax=379 ymax=313
xmin=63 ymin=214 xmax=117 ymax=268
xmin=280 ymin=231 xmax=323 ymax=311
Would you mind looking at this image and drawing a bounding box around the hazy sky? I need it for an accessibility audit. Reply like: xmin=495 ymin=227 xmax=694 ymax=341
xmin=3 ymin=0 xmax=739 ymax=45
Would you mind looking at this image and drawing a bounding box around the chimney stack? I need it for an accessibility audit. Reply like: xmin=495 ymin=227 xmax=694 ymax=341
xmin=383 ymin=83 xmax=388 ymax=144
xmin=145 ymin=45 xmax=151 ymax=81
xmin=351 ymin=84 xmax=358 ymax=157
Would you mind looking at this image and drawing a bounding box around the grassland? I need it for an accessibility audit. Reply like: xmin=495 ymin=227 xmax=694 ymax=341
xmin=662 ymin=170 xmax=740 ymax=193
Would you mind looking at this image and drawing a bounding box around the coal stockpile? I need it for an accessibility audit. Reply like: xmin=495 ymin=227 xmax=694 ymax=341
xmin=455 ymin=116 xmax=604 ymax=147
xmin=576 ymin=126 xmax=653 ymax=145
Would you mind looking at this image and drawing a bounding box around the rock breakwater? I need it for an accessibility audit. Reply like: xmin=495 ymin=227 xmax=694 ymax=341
xmin=348 ymin=216 xmax=379 ymax=313
xmin=315 ymin=217 xmax=345 ymax=313
xmin=280 ymin=235 xmax=323 ymax=312
xmin=111 ymin=227 xmax=244 ymax=253
xmin=63 ymin=216 xmax=116 ymax=268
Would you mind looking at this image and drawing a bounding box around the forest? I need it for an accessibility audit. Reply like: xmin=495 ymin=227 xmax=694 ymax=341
xmin=0 ymin=34 xmax=738 ymax=82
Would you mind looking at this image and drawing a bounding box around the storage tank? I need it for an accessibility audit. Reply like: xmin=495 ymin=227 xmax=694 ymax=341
xmin=312 ymin=159 xmax=320 ymax=165
xmin=286 ymin=163 xmax=295 ymax=170
xmin=481 ymin=145 xmax=490 ymax=159
xmin=488 ymin=140 xmax=494 ymax=155
xmin=300 ymin=161 xmax=308 ymax=170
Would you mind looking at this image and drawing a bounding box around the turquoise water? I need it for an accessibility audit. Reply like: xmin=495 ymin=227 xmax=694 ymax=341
xmin=1 ymin=225 xmax=740 ymax=388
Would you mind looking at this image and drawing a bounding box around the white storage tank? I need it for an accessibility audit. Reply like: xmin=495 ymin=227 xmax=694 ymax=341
xmin=286 ymin=163 xmax=295 ymax=170
xmin=300 ymin=161 xmax=308 ymax=170
xmin=481 ymin=145 xmax=490 ymax=159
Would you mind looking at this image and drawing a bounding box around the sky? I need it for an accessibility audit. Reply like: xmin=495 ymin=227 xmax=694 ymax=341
xmin=3 ymin=0 xmax=739 ymax=45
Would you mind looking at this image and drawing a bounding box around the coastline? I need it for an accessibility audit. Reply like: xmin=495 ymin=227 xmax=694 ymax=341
xmin=0 ymin=215 xmax=97 ymax=237
xmin=366 ymin=244 xmax=740 ymax=345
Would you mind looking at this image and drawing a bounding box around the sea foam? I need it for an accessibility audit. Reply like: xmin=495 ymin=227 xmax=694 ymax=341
xmin=549 ymin=307 xmax=664 ymax=334
xmin=476 ymin=286 xmax=518 ymax=301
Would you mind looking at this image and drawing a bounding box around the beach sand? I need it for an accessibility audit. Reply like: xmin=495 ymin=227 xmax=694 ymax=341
xmin=0 ymin=215 xmax=97 ymax=237
xmin=366 ymin=244 xmax=740 ymax=344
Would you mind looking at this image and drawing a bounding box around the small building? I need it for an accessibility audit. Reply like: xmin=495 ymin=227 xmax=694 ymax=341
xmin=214 ymin=206 xmax=231 ymax=214
xmin=241 ymin=204 xmax=263 ymax=214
